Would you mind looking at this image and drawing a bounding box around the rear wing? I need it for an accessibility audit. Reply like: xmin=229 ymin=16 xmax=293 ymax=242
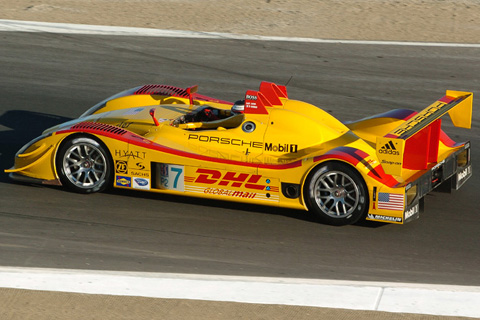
xmin=376 ymin=91 xmax=473 ymax=176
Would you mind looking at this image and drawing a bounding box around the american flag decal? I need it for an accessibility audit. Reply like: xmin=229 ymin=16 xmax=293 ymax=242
xmin=378 ymin=192 xmax=404 ymax=211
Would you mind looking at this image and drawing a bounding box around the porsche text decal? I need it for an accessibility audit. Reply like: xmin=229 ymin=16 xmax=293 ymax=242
xmin=188 ymin=134 xmax=298 ymax=153
xmin=188 ymin=134 xmax=263 ymax=148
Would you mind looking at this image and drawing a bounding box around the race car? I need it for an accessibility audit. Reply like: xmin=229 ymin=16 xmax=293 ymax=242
xmin=5 ymin=82 xmax=473 ymax=225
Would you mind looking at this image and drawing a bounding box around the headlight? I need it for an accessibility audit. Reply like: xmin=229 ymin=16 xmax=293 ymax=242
xmin=16 ymin=134 xmax=52 ymax=156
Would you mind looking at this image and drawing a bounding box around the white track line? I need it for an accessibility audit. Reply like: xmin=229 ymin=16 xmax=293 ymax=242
xmin=1 ymin=267 xmax=480 ymax=318
xmin=1 ymin=19 xmax=480 ymax=48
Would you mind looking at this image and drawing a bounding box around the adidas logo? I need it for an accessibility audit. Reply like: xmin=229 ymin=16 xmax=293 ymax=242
xmin=379 ymin=141 xmax=400 ymax=155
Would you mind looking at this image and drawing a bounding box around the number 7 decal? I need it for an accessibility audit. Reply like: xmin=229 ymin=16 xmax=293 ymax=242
xmin=171 ymin=167 xmax=183 ymax=189
xmin=162 ymin=165 xmax=184 ymax=191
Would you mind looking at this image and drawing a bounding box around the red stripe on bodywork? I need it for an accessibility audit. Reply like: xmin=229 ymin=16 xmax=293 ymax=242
xmin=58 ymin=124 xmax=301 ymax=170
xmin=438 ymin=96 xmax=455 ymax=104
xmin=314 ymin=147 xmax=367 ymax=166
xmin=440 ymin=130 xmax=462 ymax=148
xmin=368 ymin=165 xmax=399 ymax=188
xmin=314 ymin=146 xmax=399 ymax=187
xmin=130 ymin=136 xmax=302 ymax=169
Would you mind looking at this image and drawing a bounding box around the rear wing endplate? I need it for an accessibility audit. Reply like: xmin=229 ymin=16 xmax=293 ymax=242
xmin=376 ymin=91 xmax=473 ymax=176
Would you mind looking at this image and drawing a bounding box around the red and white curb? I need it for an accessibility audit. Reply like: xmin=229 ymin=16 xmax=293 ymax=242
xmin=1 ymin=19 xmax=480 ymax=48
xmin=0 ymin=267 xmax=479 ymax=318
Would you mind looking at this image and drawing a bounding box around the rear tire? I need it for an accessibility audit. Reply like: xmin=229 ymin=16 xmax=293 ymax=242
xmin=56 ymin=136 xmax=112 ymax=193
xmin=304 ymin=162 xmax=368 ymax=226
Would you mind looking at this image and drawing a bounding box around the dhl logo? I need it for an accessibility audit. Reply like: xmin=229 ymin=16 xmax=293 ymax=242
xmin=191 ymin=169 xmax=267 ymax=190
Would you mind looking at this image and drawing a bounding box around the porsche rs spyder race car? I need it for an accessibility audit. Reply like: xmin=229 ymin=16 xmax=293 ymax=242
xmin=5 ymin=82 xmax=473 ymax=225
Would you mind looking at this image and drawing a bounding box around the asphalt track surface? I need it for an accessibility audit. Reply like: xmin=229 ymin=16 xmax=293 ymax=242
xmin=0 ymin=31 xmax=479 ymax=317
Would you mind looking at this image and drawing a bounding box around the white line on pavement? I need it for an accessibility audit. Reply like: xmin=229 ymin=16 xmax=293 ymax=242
xmin=1 ymin=267 xmax=479 ymax=318
xmin=1 ymin=19 xmax=480 ymax=48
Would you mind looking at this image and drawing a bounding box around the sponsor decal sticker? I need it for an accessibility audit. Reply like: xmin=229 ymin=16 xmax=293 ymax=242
xmin=116 ymin=176 xmax=131 ymax=187
xmin=124 ymin=162 xmax=150 ymax=178
xmin=456 ymin=165 xmax=472 ymax=187
xmin=158 ymin=164 xmax=184 ymax=191
xmin=115 ymin=150 xmax=146 ymax=160
xmin=368 ymin=214 xmax=402 ymax=223
xmin=131 ymin=170 xmax=149 ymax=178
xmin=404 ymin=204 xmax=419 ymax=220
xmin=118 ymin=122 xmax=132 ymax=128
xmin=188 ymin=134 xmax=263 ymax=149
xmin=123 ymin=107 xmax=144 ymax=116
xmin=392 ymin=101 xmax=447 ymax=137
xmin=204 ymin=188 xmax=256 ymax=199
xmin=378 ymin=140 xmax=400 ymax=155
xmin=133 ymin=178 xmax=150 ymax=190
xmin=376 ymin=137 xmax=405 ymax=176
xmin=457 ymin=166 xmax=471 ymax=182
xmin=378 ymin=192 xmax=404 ymax=211
xmin=115 ymin=160 xmax=128 ymax=174
xmin=188 ymin=134 xmax=299 ymax=153
xmin=432 ymin=160 xmax=445 ymax=171
xmin=265 ymin=143 xmax=298 ymax=153
xmin=192 ymin=168 xmax=269 ymax=191
xmin=134 ymin=162 xmax=147 ymax=170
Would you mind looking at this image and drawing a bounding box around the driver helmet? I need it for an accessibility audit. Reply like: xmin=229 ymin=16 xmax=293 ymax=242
xmin=231 ymin=100 xmax=245 ymax=113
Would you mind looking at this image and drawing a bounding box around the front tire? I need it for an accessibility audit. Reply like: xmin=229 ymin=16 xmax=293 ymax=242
xmin=56 ymin=136 xmax=112 ymax=193
xmin=304 ymin=162 xmax=368 ymax=226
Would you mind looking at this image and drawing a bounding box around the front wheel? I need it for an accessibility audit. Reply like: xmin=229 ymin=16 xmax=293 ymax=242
xmin=304 ymin=162 xmax=368 ymax=226
xmin=56 ymin=136 xmax=112 ymax=193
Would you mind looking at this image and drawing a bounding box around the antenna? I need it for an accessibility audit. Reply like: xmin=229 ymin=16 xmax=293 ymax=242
xmin=285 ymin=76 xmax=293 ymax=87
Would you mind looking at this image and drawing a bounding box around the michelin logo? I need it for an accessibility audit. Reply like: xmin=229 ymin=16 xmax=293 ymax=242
xmin=368 ymin=214 xmax=402 ymax=223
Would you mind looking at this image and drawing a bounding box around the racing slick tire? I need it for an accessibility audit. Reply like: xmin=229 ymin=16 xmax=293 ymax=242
xmin=56 ymin=136 xmax=113 ymax=194
xmin=304 ymin=162 xmax=368 ymax=226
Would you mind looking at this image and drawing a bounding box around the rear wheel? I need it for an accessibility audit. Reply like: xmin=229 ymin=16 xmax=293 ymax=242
xmin=56 ymin=136 xmax=112 ymax=193
xmin=304 ymin=162 xmax=368 ymax=226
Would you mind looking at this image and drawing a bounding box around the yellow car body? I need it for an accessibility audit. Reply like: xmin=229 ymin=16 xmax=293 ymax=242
xmin=5 ymin=82 xmax=473 ymax=225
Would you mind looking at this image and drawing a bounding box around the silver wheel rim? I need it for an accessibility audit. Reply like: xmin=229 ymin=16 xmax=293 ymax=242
xmin=63 ymin=142 xmax=107 ymax=189
xmin=313 ymin=170 xmax=360 ymax=218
